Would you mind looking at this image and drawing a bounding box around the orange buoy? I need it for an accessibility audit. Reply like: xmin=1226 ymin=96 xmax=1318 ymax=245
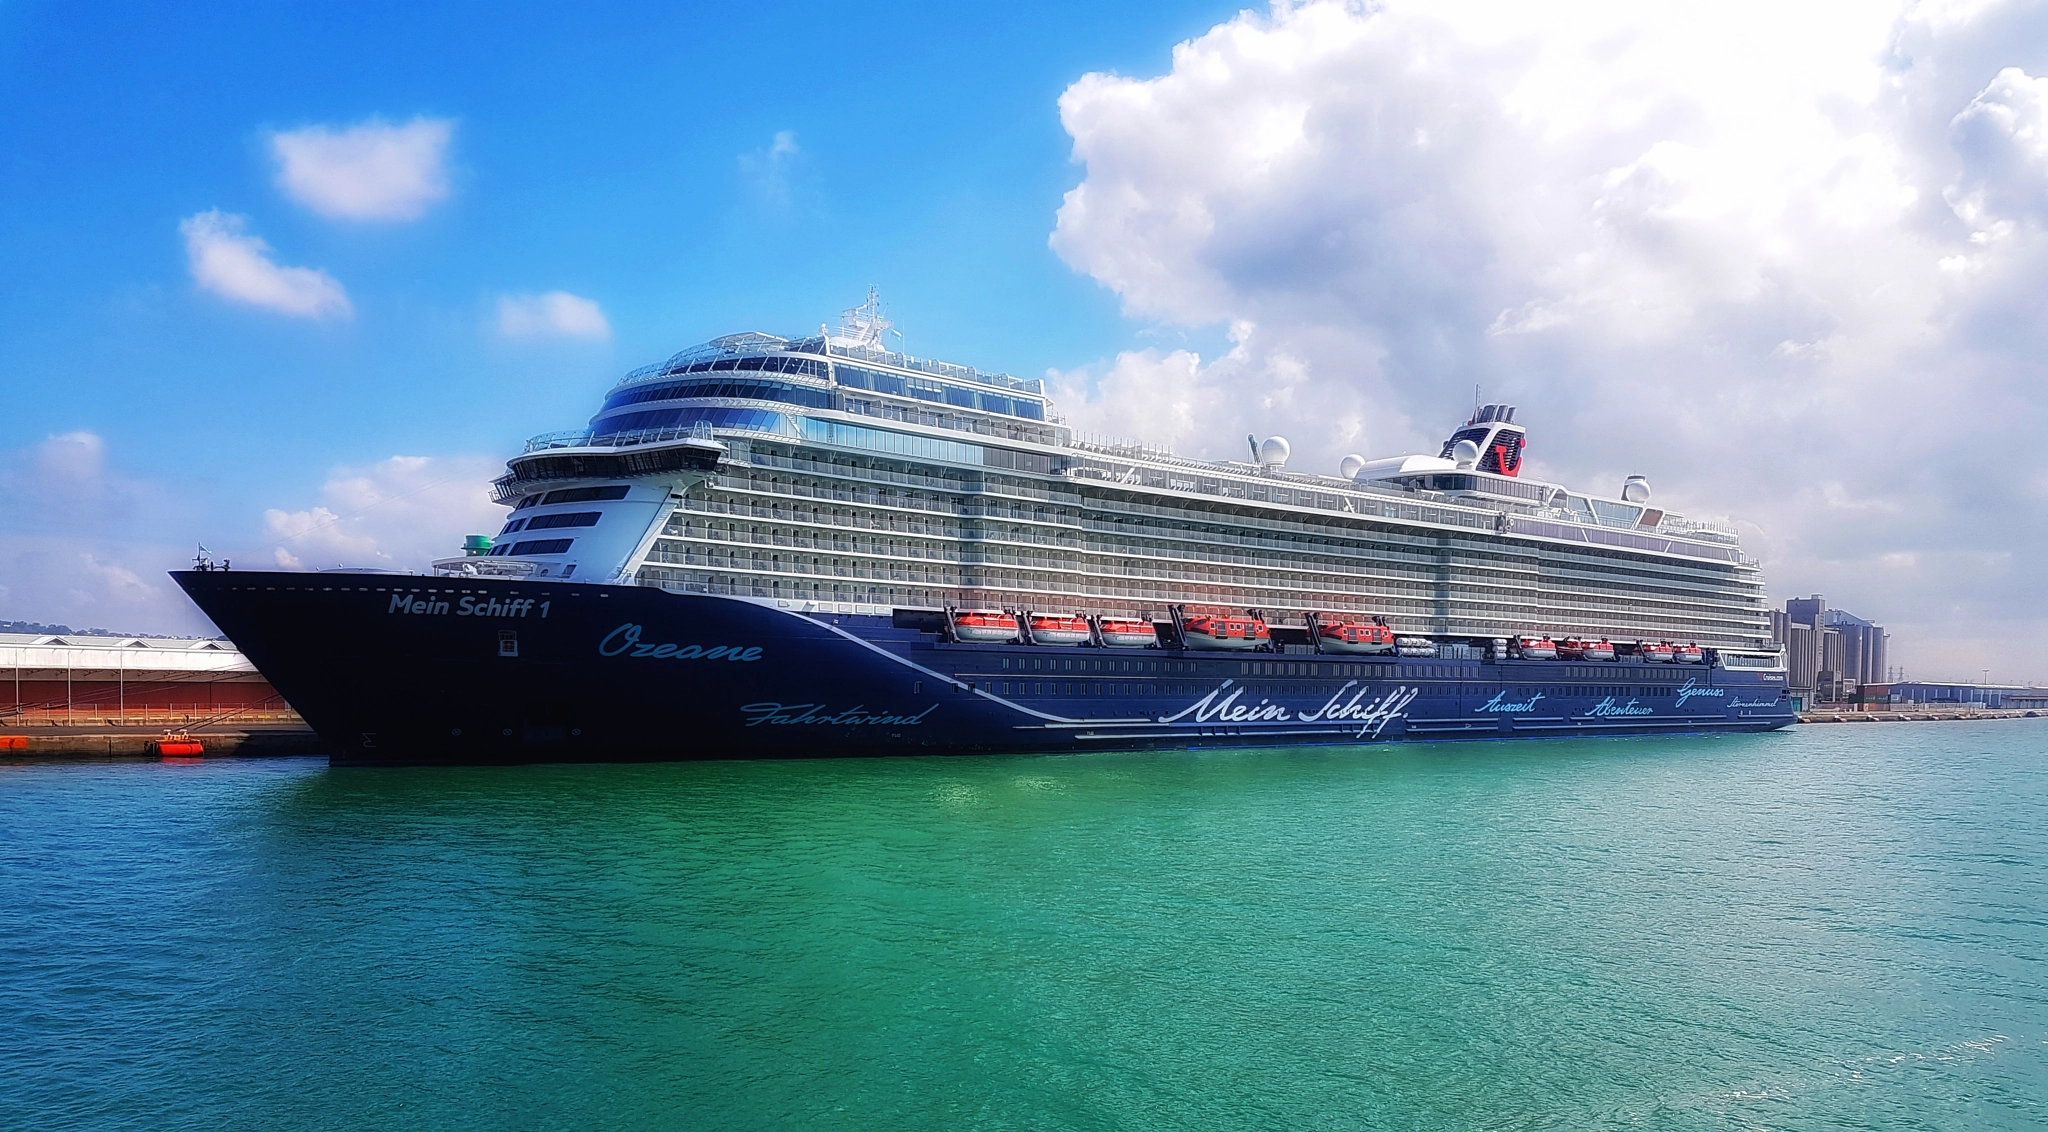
xmin=151 ymin=731 xmax=205 ymax=757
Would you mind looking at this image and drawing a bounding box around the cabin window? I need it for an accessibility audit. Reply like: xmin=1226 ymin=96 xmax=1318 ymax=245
xmin=540 ymin=485 xmax=631 ymax=505
xmin=525 ymin=511 xmax=602 ymax=530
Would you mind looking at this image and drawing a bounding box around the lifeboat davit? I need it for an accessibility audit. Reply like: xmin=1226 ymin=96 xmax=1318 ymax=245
xmin=951 ymin=610 xmax=1020 ymax=643
xmin=1675 ymin=643 xmax=1705 ymax=664
xmin=1641 ymin=641 xmax=1676 ymax=663
xmin=1097 ymin=618 xmax=1158 ymax=648
xmin=1181 ymin=615 xmax=1268 ymax=651
xmin=1580 ymin=638 xmax=1616 ymax=662
xmin=1028 ymin=614 xmax=1091 ymax=646
xmin=1317 ymin=619 xmax=1395 ymax=655
xmin=1517 ymin=636 xmax=1558 ymax=661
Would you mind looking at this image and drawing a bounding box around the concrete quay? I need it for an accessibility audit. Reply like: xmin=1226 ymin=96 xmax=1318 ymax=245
xmin=0 ymin=721 xmax=322 ymax=762
xmin=1797 ymin=708 xmax=2040 ymax=724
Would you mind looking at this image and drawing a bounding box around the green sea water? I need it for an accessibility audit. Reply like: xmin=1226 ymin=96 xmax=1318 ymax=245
xmin=3 ymin=722 xmax=2044 ymax=1130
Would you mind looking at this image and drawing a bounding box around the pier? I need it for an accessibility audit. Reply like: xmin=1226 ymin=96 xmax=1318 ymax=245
xmin=1 ymin=719 xmax=320 ymax=761
xmin=1797 ymin=707 xmax=2039 ymax=724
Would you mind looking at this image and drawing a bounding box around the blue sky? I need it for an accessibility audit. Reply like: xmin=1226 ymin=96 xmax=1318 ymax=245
xmin=5 ymin=1 xmax=2048 ymax=683
xmin=0 ymin=0 xmax=1233 ymax=594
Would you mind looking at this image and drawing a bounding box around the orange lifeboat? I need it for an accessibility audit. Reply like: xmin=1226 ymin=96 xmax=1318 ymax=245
xmin=1517 ymin=636 xmax=1557 ymax=661
xmin=1675 ymin=643 xmax=1705 ymax=664
xmin=1640 ymin=641 xmax=1675 ymax=663
xmin=1097 ymin=618 xmax=1158 ymax=648
xmin=1557 ymin=638 xmax=1587 ymax=660
xmin=1317 ymin=619 xmax=1395 ymax=655
xmin=1028 ymin=614 xmax=1091 ymax=646
xmin=951 ymin=610 xmax=1020 ymax=643
xmin=1580 ymin=638 xmax=1616 ymax=662
xmin=1182 ymin=615 xmax=1268 ymax=652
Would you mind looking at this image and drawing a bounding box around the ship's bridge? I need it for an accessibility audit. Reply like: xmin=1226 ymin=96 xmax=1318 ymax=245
xmin=445 ymin=291 xmax=1070 ymax=582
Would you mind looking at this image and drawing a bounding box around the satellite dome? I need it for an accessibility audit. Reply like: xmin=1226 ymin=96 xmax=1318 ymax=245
xmin=1257 ymin=436 xmax=1291 ymax=470
xmin=1621 ymin=475 xmax=1652 ymax=504
xmin=1451 ymin=439 xmax=1482 ymax=468
xmin=1338 ymin=453 xmax=1366 ymax=479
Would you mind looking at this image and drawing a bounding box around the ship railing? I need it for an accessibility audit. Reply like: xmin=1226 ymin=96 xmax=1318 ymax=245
xmin=664 ymin=542 xmax=1760 ymax=627
xmin=523 ymin=421 xmax=723 ymax=454
xmin=837 ymin=399 xmax=1061 ymax=445
xmin=823 ymin=342 xmax=1045 ymax=395
xmin=637 ymin=556 xmax=1759 ymax=638
xmin=726 ymin=454 xmax=1752 ymax=575
xmin=684 ymin=485 xmax=1752 ymax=592
xmin=0 ymin=704 xmax=306 ymax=726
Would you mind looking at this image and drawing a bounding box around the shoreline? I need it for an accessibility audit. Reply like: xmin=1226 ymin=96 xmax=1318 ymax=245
xmin=1797 ymin=708 xmax=2039 ymax=724
xmin=0 ymin=722 xmax=322 ymax=762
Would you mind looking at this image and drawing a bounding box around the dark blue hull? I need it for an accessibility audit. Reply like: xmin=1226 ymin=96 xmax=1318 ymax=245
xmin=174 ymin=571 xmax=1797 ymax=766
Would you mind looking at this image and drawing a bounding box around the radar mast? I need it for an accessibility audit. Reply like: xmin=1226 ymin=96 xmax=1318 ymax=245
xmin=826 ymin=287 xmax=895 ymax=351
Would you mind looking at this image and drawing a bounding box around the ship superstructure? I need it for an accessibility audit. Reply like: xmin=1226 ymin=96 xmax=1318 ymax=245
xmin=442 ymin=292 xmax=1770 ymax=652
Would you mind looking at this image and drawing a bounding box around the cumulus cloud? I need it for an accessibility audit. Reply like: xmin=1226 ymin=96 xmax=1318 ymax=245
xmin=1947 ymin=66 xmax=2048 ymax=232
xmin=180 ymin=210 xmax=352 ymax=318
xmin=262 ymin=455 xmax=504 ymax=571
xmin=1051 ymin=0 xmax=2048 ymax=681
xmin=495 ymin=291 xmax=611 ymax=340
xmin=270 ymin=116 xmax=455 ymax=221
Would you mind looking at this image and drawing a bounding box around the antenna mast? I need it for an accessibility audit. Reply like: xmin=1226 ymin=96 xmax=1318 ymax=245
xmin=828 ymin=287 xmax=894 ymax=350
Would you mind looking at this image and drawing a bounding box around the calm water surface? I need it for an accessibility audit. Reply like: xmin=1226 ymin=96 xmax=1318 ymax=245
xmin=3 ymin=722 xmax=2044 ymax=1130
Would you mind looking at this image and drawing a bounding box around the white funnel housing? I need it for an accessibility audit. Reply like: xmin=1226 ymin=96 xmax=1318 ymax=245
xmin=1621 ymin=474 xmax=1652 ymax=504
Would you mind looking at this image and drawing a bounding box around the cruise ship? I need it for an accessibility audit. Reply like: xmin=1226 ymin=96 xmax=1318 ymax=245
xmin=175 ymin=293 xmax=1794 ymax=765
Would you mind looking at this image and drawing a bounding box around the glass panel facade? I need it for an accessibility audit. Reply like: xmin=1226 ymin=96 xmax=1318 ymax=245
xmin=797 ymin=418 xmax=987 ymax=466
xmin=593 ymin=406 xmax=790 ymax=436
xmin=599 ymin=379 xmax=834 ymax=414
xmin=834 ymin=364 xmax=1045 ymax=420
xmin=525 ymin=511 xmax=602 ymax=530
xmin=540 ymin=485 xmax=630 ymax=505
xmin=500 ymin=538 xmax=573 ymax=556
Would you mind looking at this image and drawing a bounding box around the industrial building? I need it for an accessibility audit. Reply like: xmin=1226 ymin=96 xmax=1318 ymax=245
xmin=1770 ymin=595 xmax=1888 ymax=706
xmin=0 ymin=632 xmax=286 ymax=724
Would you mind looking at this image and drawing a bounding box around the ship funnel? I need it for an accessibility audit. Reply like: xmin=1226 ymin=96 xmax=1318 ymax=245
xmin=1256 ymin=436 xmax=1291 ymax=471
xmin=1338 ymin=453 xmax=1366 ymax=479
xmin=1621 ymin=474 xmax=1652 ymax=504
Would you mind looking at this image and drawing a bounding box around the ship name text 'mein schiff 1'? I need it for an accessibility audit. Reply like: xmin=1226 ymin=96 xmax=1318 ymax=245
xmin=177 ymin=293 xmax=1794 ymax=765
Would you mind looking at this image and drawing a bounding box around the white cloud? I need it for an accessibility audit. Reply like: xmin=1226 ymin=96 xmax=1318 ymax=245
xmin=77 ymin=554 xmax=159 ymax=604
xmin=739 ymin=130 xmax=805 ymax=212
xmin=179 ymin=210 xmax=352 ymax=318
xmin=270 ymin=116 xmax=454 ymax=221
xmin=262 ymin=454 xmax=504 ymax=571
xmin=34 ymin=430 xmax=106 ymax=485
xmin=1050 ymin=0 xmax=2048 ymax=681
xmin=0 ymin=435 xmax=213 ymax=635
xmin=1946 ymin=66 xmax=2048 ymax=233
xmin=495 ymin=291 xmax=611 ymax=340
